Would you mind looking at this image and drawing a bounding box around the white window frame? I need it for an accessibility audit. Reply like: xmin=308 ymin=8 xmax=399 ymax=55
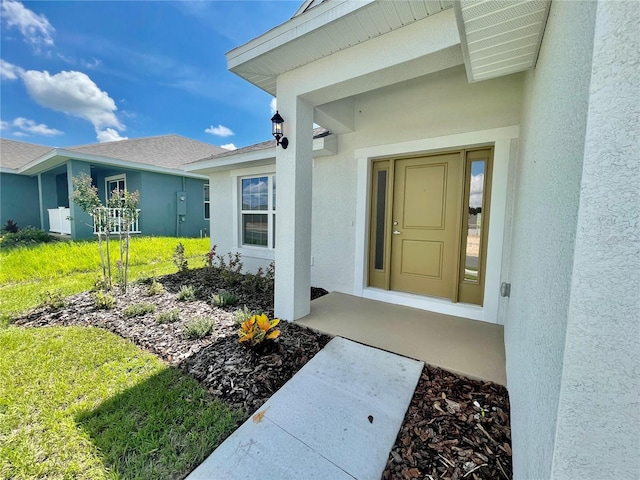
xmin=231 ymin=166 xmax=276 ymax=260
xmin=105 ymin=174 xmax=127 ymax=202
xmin=204 ymin=184 xmax=210 ymax=220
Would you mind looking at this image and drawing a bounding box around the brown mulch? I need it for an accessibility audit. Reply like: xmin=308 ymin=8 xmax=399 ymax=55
xmin=13 ymin=267 xmax=511 ymax=479
xmin=383 ymin=367 xmax=511 ymax=480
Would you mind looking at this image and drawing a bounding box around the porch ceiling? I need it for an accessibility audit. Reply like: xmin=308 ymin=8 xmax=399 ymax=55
xmin=227 ymin=0 xmax=454 ymax=96
xmin=454 ymin=0 xmax=551 ymax=82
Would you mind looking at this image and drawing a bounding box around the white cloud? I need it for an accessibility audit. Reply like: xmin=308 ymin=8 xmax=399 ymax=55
xmin=0 ymin=59 xmax=24 ymax=80
xmin=220 ymin=143 xmax=236 ymax=151
xmin=12 ymin=131 xmax=28 ymax=137
xmin=269 ymin=98 xmax=277 ymax=115
xmin=21 ymin=69 xmax=125 ymax=133
xmin=96 ymin=128 xmax=128 ymax=143
xmin=469 ymin=173 xmax=484 ymax=208
xmin=0 ymin=120 xmax=8 ymax=130
xmin=13 ymin=117 xmax=62 ymax=136
xmin=204 ymin=124 xmax=234 ymax=137
xmin=1 ymin=0 xmax=55 ymax=52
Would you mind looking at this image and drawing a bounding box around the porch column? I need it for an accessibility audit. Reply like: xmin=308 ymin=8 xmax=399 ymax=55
xmin=38 ymin=173 xmax=57 ymax=232
xmin=67 ymin=161 xmax=94 ymax=239
xmin=274 ymin=94 xmax=314 ymax=321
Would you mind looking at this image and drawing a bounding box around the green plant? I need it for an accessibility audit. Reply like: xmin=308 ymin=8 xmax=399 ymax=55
xmin=211 ymin=290 xmax=238 ymax=307
xmin=238 ymin=313 xmax=280 ymax=348
xmin=233 ymin=305 xmax=254 ymax=324
xmin=147 ymin=279 xmax=165 ymax=296
xmin=0 ymin=227 xmax=52 ymax=248
xmin=183 ymin=316 xmax=215 ymax=339
xmin=177 ymin=285 xmax=197 ymax=301
xmin=39 ymin=290 xmax=67 ymax=310
xmin=156 ymin=309 xmax=180 ymax=324
xmin=173 ymin=243 xmax=188 ymax=272
xmin=2 ymin=219 xmax=19 ymax=233
xmin=204 ymin=244 xmax=217 ymax=267
xmin=94 ymin=291 xmax=116 ymax=310
xmin=123 ymin=302 xmax=156 ymax=318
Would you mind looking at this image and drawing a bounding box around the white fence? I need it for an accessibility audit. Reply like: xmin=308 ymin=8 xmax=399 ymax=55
xmin=48 ymin=207 xmax=71 ymax=235
xmin=93 ymin=207 xmax=141 ymax=235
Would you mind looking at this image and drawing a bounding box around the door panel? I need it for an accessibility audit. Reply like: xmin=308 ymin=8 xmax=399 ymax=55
xmin=390 ymin=153 xmax=463 ymax=298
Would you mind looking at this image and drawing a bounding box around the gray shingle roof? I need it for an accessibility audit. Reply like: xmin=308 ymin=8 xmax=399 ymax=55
xmin=0 ymin=139 xmax=52 ymax=170
xmin=0 ymin=134 xmax=227 ymax=171
xmin=67 ymin=134 xmax=226 ymax=169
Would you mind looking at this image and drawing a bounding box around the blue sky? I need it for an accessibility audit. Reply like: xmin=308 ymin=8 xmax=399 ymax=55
xmin=0 ymin=1 xmax=300 ymax=149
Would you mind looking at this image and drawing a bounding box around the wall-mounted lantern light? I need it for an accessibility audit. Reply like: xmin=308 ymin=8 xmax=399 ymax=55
xmin=270 ymin=110 xmax=289 ymax=149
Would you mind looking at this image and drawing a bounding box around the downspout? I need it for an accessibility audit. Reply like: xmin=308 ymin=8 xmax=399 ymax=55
xmin=176 ymin=176 xmax=186 ymax=237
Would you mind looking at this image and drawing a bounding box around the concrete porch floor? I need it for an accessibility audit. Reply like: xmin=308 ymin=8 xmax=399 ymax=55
xmin=298 ymin=293 xmax=506 ymax=385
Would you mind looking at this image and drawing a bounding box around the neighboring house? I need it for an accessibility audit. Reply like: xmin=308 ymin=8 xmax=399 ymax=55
xmin=0 ymin=135 xmax=226 ymax=239
xmin=187 ymin=1 xmax=638 ymax=479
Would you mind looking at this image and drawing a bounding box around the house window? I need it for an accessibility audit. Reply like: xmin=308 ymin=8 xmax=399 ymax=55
xmin=240 ymin=175 xmax=275 ymax=248
xmin=204 ymin=184 xmax=210 ymax=220
xmin=105 ymin=174 xmax=126 ymax=202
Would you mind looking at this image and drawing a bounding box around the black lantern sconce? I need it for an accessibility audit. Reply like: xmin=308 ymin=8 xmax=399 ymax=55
xmin=270 ymin=110 xmax=289 ymax=149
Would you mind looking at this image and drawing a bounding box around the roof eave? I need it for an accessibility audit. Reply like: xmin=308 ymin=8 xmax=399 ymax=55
xmin=17 ymin=149 xmax=208 ymax=179
xmin=187 ymin=133 xmax=337 ymax=175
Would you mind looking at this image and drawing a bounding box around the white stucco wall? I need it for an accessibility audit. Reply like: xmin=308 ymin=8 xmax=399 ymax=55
xmin=355 ymin=66 xmax=523 ymax=149
xmin=551 ymin=2 xmax=640 ymax=478
xmin=311 ymin=132 xmax=358 ymax=293
xmin=503 ymin=1 xmax=597 ymax=478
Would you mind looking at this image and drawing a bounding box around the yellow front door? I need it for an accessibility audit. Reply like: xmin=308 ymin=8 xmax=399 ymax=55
xmin=390 ymin=153 xmax=463 ymax=298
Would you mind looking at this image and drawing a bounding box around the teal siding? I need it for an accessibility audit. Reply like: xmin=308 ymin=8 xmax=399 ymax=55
xmin=0 ymin=172 xmax=40 ymax=229
xmin=90 ymin=167 xmax=208 ymax=237
xmin=6 ymin=161 xmax=209 ymax=240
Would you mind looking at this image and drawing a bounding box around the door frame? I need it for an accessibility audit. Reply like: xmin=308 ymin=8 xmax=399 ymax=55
xmin=368 ymin=149 xmax=492 ymax=304
xmin=353 ymin=126 xmax=519 ymax=324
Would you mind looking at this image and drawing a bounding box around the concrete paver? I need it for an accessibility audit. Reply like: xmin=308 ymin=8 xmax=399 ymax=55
xmin=186 ymin=337 xmax=424 ymax=480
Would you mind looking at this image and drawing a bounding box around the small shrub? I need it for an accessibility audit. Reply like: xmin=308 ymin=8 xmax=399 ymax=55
xmin=183 ymin=316 xmax=215 ymax=339
xmin=238 ymin=313 xmax=280 ymax=349
xmin=123 ymin=302 xmax=156 ymax=318
xmin=2 ymin=219 xmax=19 ymax=233
xmin=204 ymin=244 xmax=217 ymax=267
xmin=94 ymin=291 xmax=116 ymax=310
xmin=177 ymin=285 xmax=196 ymax=302
xmin=147 ymin=280 xmax=165 ymax=296
xmin=39 ymin=290 xmax=67 ymax=310
xmin=0 ymin=226 xmax=52 ymax=248
xmin=233 ymin=305 xmax=254 ymax=324
xmin=211 ymin=290 xmax=238 ymax=307
xmin=173 ymin=243 xmax=188 ymax=272
xmin=156 ymin=309 xmax=180 ymax=324
xmin=92 ymin=277 xmax=111 ymax=292
xmin=218 ymin=252 xmax=243 ymax=288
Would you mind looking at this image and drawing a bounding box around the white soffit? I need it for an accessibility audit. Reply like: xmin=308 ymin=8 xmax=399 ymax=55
xmin=455 ymin=0 xmax=551 ymax=82
xmin=227 ymin=0 xmax=454 ymax=95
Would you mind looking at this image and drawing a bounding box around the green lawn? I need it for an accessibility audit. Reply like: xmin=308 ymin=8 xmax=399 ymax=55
xmin=0 ymin=327 xmax=243 ymax=479
xmin=0 ymin=236 xmax=210 ymax=324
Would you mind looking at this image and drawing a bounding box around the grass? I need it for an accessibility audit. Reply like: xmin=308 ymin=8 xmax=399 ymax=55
xmin=0 ymin=237 xmax=210 ymax=324
xmin=0 ymin=327 xmax=242 ymax=479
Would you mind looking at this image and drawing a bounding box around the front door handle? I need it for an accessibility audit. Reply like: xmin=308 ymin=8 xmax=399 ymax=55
xmin=393 ymin=230 xmax=401 ymax=235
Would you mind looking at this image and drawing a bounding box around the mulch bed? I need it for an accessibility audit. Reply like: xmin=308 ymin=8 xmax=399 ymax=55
xmin=13 ymin=267 xmax=511 ymax=479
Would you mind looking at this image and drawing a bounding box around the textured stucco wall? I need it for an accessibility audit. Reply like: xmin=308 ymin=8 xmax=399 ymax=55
xmin=311 ymin=133 xmax=358 ymax=293
xmin=354 ymin=65 xmax=523 ymax=149
xmin=551 ymin=2 xmax=640 ymax=478
xmin=503 ymin=1 xmax=597 ymax=478
xmin=0 ymin=172 xmax=40 ymax=229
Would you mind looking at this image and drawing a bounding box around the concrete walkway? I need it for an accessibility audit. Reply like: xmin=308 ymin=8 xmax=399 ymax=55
xmin=186 ymin=337 xmax=424 ymax=480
